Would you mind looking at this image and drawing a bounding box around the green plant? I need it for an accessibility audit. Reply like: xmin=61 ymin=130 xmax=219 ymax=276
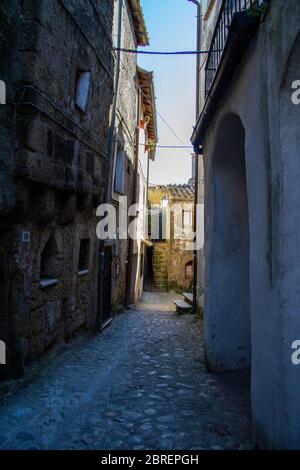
xmin=145 ymin=139 xmax=156 ymax=152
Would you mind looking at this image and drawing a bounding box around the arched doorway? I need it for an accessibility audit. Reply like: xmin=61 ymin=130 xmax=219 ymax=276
xmin=205 ymin=113 xmax=251 ymax=372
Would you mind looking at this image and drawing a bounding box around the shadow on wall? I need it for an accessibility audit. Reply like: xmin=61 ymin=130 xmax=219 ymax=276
xmin=205 ymin=113 xmax=251 ymax=372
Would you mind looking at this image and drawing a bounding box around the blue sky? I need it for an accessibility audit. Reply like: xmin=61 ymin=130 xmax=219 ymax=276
xmin=139 ymin=0 xmax=197 ymax=185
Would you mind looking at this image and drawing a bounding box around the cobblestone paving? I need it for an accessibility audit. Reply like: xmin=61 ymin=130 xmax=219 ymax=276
xmin=0 ymin=293 xmax=253 ymax=450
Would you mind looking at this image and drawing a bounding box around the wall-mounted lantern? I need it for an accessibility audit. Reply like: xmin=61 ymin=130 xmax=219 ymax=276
xmin=161 ymin=195 xmax=169 ymax=208
xmin=140 ymin=115 xmax=150 ymax=129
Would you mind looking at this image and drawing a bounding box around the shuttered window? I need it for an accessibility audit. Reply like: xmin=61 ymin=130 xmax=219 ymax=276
xmin=151 ymin=209 xmax=167 ymax=241
xmin=114 ymin=146 xmax=125 ymax=194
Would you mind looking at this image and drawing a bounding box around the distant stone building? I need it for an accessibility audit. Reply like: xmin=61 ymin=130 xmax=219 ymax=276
xmin=192 ymin=0 xmax=300 ymax=449
xmin=146 ymin=185 xmax=195 ymax=293
xmin=0 ymin=0 xmax=114 ymax=378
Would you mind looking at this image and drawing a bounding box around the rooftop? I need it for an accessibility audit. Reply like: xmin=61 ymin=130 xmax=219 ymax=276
xmin=154 ymin=184 xmax=195 ymax=200
xmin=138 ymin=67 xmax=158 ymax=156
xmin=128 ymin=0 xmax=149 ymax=47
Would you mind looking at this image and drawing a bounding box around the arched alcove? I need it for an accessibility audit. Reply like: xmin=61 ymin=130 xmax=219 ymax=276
xmin=205 ymin=113 xmax=251 ymax=372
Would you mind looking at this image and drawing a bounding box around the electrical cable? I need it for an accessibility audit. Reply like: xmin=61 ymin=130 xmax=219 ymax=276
xmin=118 ymin=56 xmax=192 ymax=156
xmin=114 ymin=140 xmax=192 ymax=150
xmin=88 ymin=0 xmax=114 ymax=46
xmin=114 ymin=48 xmax=218 ymax=55
xmin=58 ymin=0 xmax=113 ymax=81
xmin=12 ymin=84 xmax=109 ymax=149
xmin=8 ymin=99 xmax=107 ymax=159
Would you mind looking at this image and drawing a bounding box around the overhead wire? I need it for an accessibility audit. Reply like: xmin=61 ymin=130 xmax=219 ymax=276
xmin=114 ymin=140 xmax=193 ymax=150
xmin=117 ymin=53 xmax=193 ymax=157
xmin=114 ymin=48 xmax=218 ymax=55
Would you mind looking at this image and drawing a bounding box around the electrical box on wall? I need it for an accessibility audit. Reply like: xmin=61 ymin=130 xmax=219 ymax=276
xmin=21 ymin=231 xmax=30 ymax=243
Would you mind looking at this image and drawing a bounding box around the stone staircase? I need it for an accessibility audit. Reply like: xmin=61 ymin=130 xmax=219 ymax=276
xmin=174 ymin=292 xmax=193 ymax=314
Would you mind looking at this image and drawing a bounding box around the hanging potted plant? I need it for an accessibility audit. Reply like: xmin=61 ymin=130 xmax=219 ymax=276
xmin=145 ymin=138 xmax=155 ymax=153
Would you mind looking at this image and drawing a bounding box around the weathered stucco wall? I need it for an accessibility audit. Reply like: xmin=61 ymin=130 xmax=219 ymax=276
xmin=202 ymin=0 xmax=300 ymax=449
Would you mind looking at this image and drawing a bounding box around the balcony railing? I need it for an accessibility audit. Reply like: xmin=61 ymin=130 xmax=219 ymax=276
xmin=205 ymin=0 xmax=267 ymax=97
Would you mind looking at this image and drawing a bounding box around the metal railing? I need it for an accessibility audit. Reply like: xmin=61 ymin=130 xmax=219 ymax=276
xmin=205 ymin=0 xmax=267 ymax=97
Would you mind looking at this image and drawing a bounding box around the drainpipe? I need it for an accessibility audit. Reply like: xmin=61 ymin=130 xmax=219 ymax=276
xmin=124 ymin=86 xmax=141 ymax=307
xmin=97 ymin=0 xmax=123 ymax=328
xmin=146 ymin=150 xmax=150 ymax=211
xmin=188 ymin=0 xmax=201 ymax=118
xmin=188 ymin=0 xmax=202 ymax=314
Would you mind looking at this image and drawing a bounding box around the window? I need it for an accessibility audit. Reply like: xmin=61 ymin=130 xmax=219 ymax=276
xmin=75 ymin=71 xmax=91 ymax=112
xmin=40 ymin=235 xmax=59 ymax=287
xmin=0 ymin=80 xmax=6 ymax=105
xmin=114 ymin=145 xmax=125 ymax=194
xmin=183 ymin=210 xmax=192 ymax=227
xmin=78 ymin=239 xmax=90 ymax=272
xmin=151 ymin=208 xmax=167 ymax=242
xmin=159 ymin=210 xmax=167 ymax=241
xmin=185 ymin=261 xmax=193 ymax=280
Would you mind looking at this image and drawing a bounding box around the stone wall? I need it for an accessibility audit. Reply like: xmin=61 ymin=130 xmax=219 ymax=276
xmin=167 ymin=240 xmax=194 ymax=292
xmin=108 ymin=0 xmax=138 ymax=307
xmin=152 ymin=239 xmax=194 ymax=293
xmin=0 ymin=0 xmax=114 ymax=377
xmin=151 ymin=198 xmax=194 ymax=293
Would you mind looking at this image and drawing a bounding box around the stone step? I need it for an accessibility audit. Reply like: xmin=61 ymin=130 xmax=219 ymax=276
xmin=174 ymin=299 xmax=193 ymax=314
xmin=183 ymin=292 xmax=193 ymax=305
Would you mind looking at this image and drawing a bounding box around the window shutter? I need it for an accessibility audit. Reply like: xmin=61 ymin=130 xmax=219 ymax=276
xmin=114 ymin=147 xmax=125 ymax=194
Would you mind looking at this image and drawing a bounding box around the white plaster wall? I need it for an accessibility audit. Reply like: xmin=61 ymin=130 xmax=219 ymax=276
xmin=133 ymin=112 xmax=149 ymax=303
xmin=202 ymin=0 xmax=300 ymax=449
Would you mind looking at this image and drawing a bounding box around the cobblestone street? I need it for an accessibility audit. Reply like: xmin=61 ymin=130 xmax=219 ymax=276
xmin=0 ymin=293 xmax=252 ymax=450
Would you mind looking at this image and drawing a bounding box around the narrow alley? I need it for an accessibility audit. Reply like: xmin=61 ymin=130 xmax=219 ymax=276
xmin=0 ymin=294 xmax=252 ymax=451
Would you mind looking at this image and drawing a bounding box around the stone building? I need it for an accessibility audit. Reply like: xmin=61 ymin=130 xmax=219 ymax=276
xmin=146 ymin=185 xmax=195 ymax=293
xmin=107 ymin=0 xmax=149 ymax=310
xmin=127 ymin=67 xmax=158 ymax=304
xmin=192 ymin=0 xmax=300 ymax=449
xmin=0 ymin=0 xmax=115 ymax=378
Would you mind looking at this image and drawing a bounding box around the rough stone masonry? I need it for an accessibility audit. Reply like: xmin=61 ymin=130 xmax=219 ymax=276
xmin=0 ymin=0 xmax=114 ymax=378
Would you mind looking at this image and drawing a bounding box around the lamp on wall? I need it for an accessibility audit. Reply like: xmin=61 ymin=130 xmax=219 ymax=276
xmin=140 ymin=115 xmax=150 ymax=129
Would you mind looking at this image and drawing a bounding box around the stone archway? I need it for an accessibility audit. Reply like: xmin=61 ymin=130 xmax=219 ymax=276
xmin=205 ymin=113 xmax=251 ymax=372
